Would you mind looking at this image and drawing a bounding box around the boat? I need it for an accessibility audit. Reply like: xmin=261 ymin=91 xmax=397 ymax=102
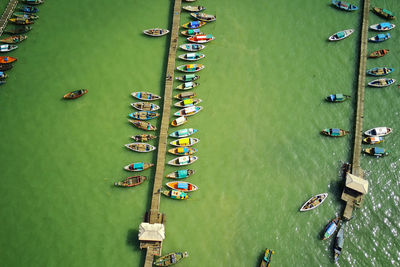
xmin=190 ymin=12 xmax=216 ymax=22
xmin=131 ymin=102 xmax=160 ymax=111
xmin=181 ymin=29 xmax=203 ymax=37
xmin=0 ymin=44 xmax=18 ymax=52
xmin=171 ymin=116 xmax=188 ymax=127
xmin=131 ymin=134 xmax=157 ymax=142
xmin=0 ymin=56 xmax=17 ymax=64
xmin=176 ymin=81 xmax=199 ymax=90
xmin=187 ymin=34 xmax=215 ymax=43
xmin=174 ymin=91 xmax=196 ymax=100
xmin=174 ymin=98 xmax=202 ymax=108
xmin=162 ymin=189 xmax=188 ymax=200
xmin=325 ymin=94 xmax=351 ymax=102
xmin=321 ymin=128 xmax=349 ymax=137
xmin=178 ymin=52 xmax=205 ymax=61
xmin=63 ymin=89 xmax=88 ymax=99
xmin=168 ymin=155 xmax=198 ymax=166
xmin=363 ymin=147 xmax=388 ymax=157
xmin=322 ymin=217 xmax=341 ymax=240
xmin=114 ymin=176 xmax=146 ymax=187
xmin=366 ymin=67 xmax=394 ymax=76
xmin=0 ymin=35 xmax=27 ymax=44
xmin=368 ymin=49 xmax=389 ymax=58
xmin=299 ymin=193 xmax=328 ymax=211
xmin=362 ymin=136 xmax=384 ymax=144
xmin=182 ymin=5 xmax=205 ymax=12
xmin=176 ymin=64 xmax=204 ymax=72
xmin=128 ymin=111 xmax=159 ymax=121
xmin=128 ymin=119 xmax=157 ymax=131
xmin=4 ymin=26 xmax=32 ymax=34
xmin=13 ymin=12 xmax=39 ymax=20
xmin=334 ymin=226 xmax=345 ymax=262
xmin=369 ymin=22 xmax=395 ymax=31
xmin=131 ymin=91 xmax=161 ymax=101
xmin=21 ymin=0 xmax=44 ymax=4
xmin=260 ymin=248 xmax=275 ymax=267
xmin=174 ymin=106 xmax=203 ymax=117
xmin=169 ymin=128 xmax=198 ymax=138
xmin=0 ymin=72 xmax=8 ymax=79
xmin=179 ymin=43 xmax=205 ymax=52
xmin=18 ymin=5 xmax=39 ymax=13
xmin=170 ymin=137 xmax=199 ymax=147
xmin=8 ymin=17 xmax=34 ymax=25
xmin=328 ymin=29 xmax=354 ymax=41
xmin=124 ymin=162 xmax=154 ymax=172
xmin=331 ymin=0 xmax=358 ymax=11
xmin=0 ymin=64 xmax=13 ymax=71
xmin=143 ymin=28 xmax=169 ymax=37
xmin=168 ymin=147 xmax=197 ymax=156
xmin=166 ymin=169 xmax=195 ymax=179
xmin=368 ymin=78 xmax=395 ymax=87
xmin=176 ymin=74 xmax=200 ymax=82
xmin=181 ymin=20 xmax=206 ymax=29
xmin=369 ymin=33 xmax=391 ymax=42
xmin=166 ymin=181 xmax=198 ymax=192
xmin=364 ymin=127 xmax=392 ymax=137
xmin=372 ymin=7 xmax=396 ymax=20
xmin=125 ymin=142 xmax=156 ymax=152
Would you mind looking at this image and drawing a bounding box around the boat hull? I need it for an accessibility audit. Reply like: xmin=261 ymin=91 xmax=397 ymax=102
xmin=300 ymin=193 xmax=328 ymax=211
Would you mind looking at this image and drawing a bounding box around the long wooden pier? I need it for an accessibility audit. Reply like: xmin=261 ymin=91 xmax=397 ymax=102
xmin=0 ymin=0 xmax=18 ymax=35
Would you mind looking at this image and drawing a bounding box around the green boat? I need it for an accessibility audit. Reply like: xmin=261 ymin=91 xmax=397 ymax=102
xmin=372 ymin=7 xmax=396 ymax=20
xmin=153 ymin=252 xmax=189 ymax=266
xmin=13 ymin=12 xmax=39 ymax=20
xmin=325 ymin=94 xmax=351 ymax=102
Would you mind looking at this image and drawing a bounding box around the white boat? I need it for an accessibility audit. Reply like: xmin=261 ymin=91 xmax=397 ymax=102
xmin=131 ymin=91 xmax=161 ymax=101
xmin=174 ymin=106 xmax=203 ymax=117
xmin=364 ymin=127 xmax=392 ymax=137
xmin=171 ymin=116 xmax=188 ymax=126
xmin=369 ymin=22 xmax=395 ymax=31
xmin=169 ymin=128 xmax=198 ymax=138
xmin=179 ymin=43 xmax=205 ymax=52
xmin=124 ymin=143 xmax=156 ymax=152
xmin=168 ymin=155 xmax=198 ymax=166
xmin=328 ymin=29 xmax=354 ymax=41
xmin=170 ymin=137 xmax=199 ymax=147
xmin=178 ymin=52 xmax=205 ymax=61
xmin=143 ymin=28 xmax=169 ymax=37
xmin=0 ymin=44 xmax=17 ymax=52
xmin=299 ymin=193 xmax=328 ymax=211
xmin=368 ymin=78 xmax=395 ymax=87
xmin=176 ymin=81 xmax=199 ymax=90
xmin=130 ymin=102 xmax=160 ymax=111
xmin=182 ymin=5 xmax=205 ymax=12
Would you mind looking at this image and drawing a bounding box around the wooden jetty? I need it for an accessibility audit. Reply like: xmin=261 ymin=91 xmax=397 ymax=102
xmin=0 ymin=0 xmax=18 ymax=36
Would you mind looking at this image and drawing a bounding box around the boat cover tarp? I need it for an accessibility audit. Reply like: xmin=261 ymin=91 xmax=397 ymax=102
xmin=177 ymin=182 xmax=188 ymax=189
xmin=374 ymin=147 xmax=385 ymax=154
xmin=337 ymin=32 xmax=345 ymax=38
xmin=336 ymin=94 xmax=344 ymax=101
xmin=177 ymin=169 xmax=188 ymax=178
xmin=138 ymin=222 xmax=165 ymax=241
xmin=179 ymin=156 xmax=189 ymax=163
xmin=332 ymin=128 xmax=341 ymax=136
xmin=133 ymin=162 xmax=143 ymax=170
xmin=184 ymin=81 xmax=193 ymax=87
xmin=178 ymin=138 xmax=190 ymax=145
xmin=185 ymin=106 xmax=196 ymax=113
xmin=345 ymin=173 xmax=369 ymax=194
xmin=183 ymin=99 xmax=193 ymax=105
xmin=380 ymin=22 xmax=391 ymax=28
xmin=382 ymin=9 xmax=392 ymax=15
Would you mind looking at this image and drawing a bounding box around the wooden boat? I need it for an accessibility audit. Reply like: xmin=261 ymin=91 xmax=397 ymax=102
xmin=114 ymin=176 xmax=146 ymax=187
xmin=181 ymin=20 xmax=206 ymax=29
xmin=21 ymin=0 xmax=44 ymax=4
xmin=154 ymin=252 xmax=189 ymax=267
xmin=299 ymin=193 xmax=328 ymax=211
xmin=176 ymin=74 xmax=200 ymax=82
xmin=131 ymin=134 xmax=157 ymax=142
xmin=369 ymin=33 xmax=391 ymax=42
xmin=124 ymin=162 xmax=154 ymax=172
xmin=19 ymin=5 xmax=39 ymax=13
xmin=0 ymin=35 xmax=27 ymax=44
xmin=13 ymin=12 xmax=39 ymax=20
xmin=364 ymin=127 xmax=392 ymax=137
xmin=322 ymin=217 xmax=341 ymax=240
xmin=5 ymin=26 xmax=32 ymax=34
xmin=128 ymin=111 xmax=159 ymax=121
xmin=0 ymin=72 xmax=8 ymax=80
xmin=143 ymin=28 xmax=169 ymax=37
xmin=128 ymin=119 xmax=157 ymax=131
xmin=363 ymin=147 xmax=388 ymax=157
xmin=131 ymin=91 xmax=161 ymax=101
xmin=131 ymin=102 xmax=160 ymax=111
xmin=181 ymin=29 xmax=203 ymax=37
xmin=328 ymin=29 xmax=354 ymax=41
xmin=182 ymin=5 xmax=205 ymax=12
xmin=362 ymin=136 xmax=384 ymax=144
xmin=260 ymin=248 xmax=275 ymax=267
xmin=170 ymin=137 xmax=199 ymax=147
xmin=171 ymin=116 xmax=188 ymax=127
xmin=169 ymin=128 xmax=198 ymax=138
xmin=0 ymin=56 xmax=17 ymax=64
xmin=372 ymin=7 xmax=396 ymax=20
xmin=9 ymin=17 xmax=34 ymax=25
xmin=368 ymin=49 xmax=389 ymax=58
xmin=166 ymin=181 xmax=198 ymax=192
xmin=63 ymin=89 xmax=88 ymax=99
xmin=366 ymin=67 xmax=394 ymax=76
xmin=187 ymin=34 xmax=215 ymax=43
xmin=370 ymin=22 xmax=395 ymax=31
xmin=368 ymin=78 xmax=395 ymax=87
xmin=321 ymin=128 xmax=349 ymax=137
xmin=184 ymin=0 xmax=197 ymax=2
xmin=161 ymin=189 xmax=188 ymax=200
xmin=325 ymin=94 xmax=351 ymax=102
xmin=176 ymin=64 xmax=204 ymax=72
xmin=174 ymin=91 xmax=196 ymax=100
xmin=334 ymin=226 xmax=344 ymax=262
xmin=174 ymin=98 xmax=202 ymax=108
xmin=125 ymin=142 xmax=156 ymax=152
xmin=331 ymin=0 xmax=358 ymax=11
xmin=178 ymin=53 xmax=205 ymax=61
xmin=190 ymin=12 xmax=216 ymax=22
xmin=174 ymin=106 xmax=203 ymax=117
xmin=179 ymin=43 xmax=205 ymax=52
xmin=0 ymin=64 xmax=13 ymax=71
xmin=176 ymin=81 xmax=199 ymax=90
xmin=0 ymin=44 xmax=17 ymax=52
xmin=168 ymin=147 xmax=197 ymax=156
xmin=166 ymin=169 xmax=195 ymax=179
xmin=168 ymin=155 xmax=198 ymax=166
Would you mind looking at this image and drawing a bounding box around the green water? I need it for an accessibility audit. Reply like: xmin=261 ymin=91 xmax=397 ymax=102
xmin=1 ymin=0 xmax=400 ymax=266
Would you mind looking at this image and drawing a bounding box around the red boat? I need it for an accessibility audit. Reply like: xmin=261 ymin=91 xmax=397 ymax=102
xmin=0 ymin=56 xmax=17 ymax=64
xmin=187 ymin=34 xmax=215 ymax=43
xmin=63 ymin=89 xmax=88 ymax=99
xmin=114 ymin=176 xmax=146 ymax=187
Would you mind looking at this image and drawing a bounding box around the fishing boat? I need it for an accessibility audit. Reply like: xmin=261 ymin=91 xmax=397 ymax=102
xmin=331 ymin=0 xmax=358 ymax=11
xmin=166 ymin=169 xmax=195 ymax=179
xmin=162 ymin=189 xmax=189 ymax=200
xmin=176 ymin=74 xmax=200 ymax=82
xmin=368 ymin=49 xmax=389 ymax=58
xmin=168 ymin=155 xmax=198 ymax=166
xmin=176 ymin=64 xmax=204 ymax=72
xmin=325 ymin=94 xmax=351 ymax=102
xmin=21 ymin=0 xmax=44 ymax=4
xmin=364 ymin=127 xmax=392 ymax=137
xmin=372 ymin=7 xmax=396 ymax=20
xmin=0 ymin=64 xmax=13 ymax=71
xmin=366 ymin=67 xmax=394 ymax=76
xmin=114 ymin=176 xmax=146 ymax=187
xmin=187 ymin=34 xmax=215 ymax=43
xmin=128 ymin=119 xmax=157 ymax=131
xmin=143 ymin=28 xmax=169 ymax=37
xmin=369 ymin=22 xmax=395 ymax=31
xmin=5 ymin=26 xmax=32 ymax=34
xmin=131 ymin=102 xmax=160 ymax=111
xmin=0 ymin=44 xmax=17 ymax=52
xmin=166 ymin=181 xmax=198 ymax=192
xmin=19 ymin=5 xmax=39 ymax=13
xmin=190 ymin=12 xmax=216 ymax=22
xmin=182 ymin=5 xmax=205 ymax=12
xmin=369 ymin=33 xmax=391 ymax=42
xmin=174 ymin=106 xmax=203 ymax=117
xmin=124 ymin=162 xmax=154 ymax=172
xmin=131 ymin=134 xmax=157 ymax=142
xmin=169 ymin=128 xmax=198 ymax=138
xmin=171 ymin=116 xmax=188 ymax=127
xmin=178 ymin=52 xmax=205 ymax=61
xmin=0 ymin=35 xmax=27 ymax=44
xmin=131 ymin=91 xmax=161 ymax=101
xmin=174 ymin=91 xmax=196 ymax=100
xmin=174 ymin=98 xmax=202 ymax=108
xmin=128 ymin=111 xmax=159 ymax=121
xmin=176 ymin=81 xmax=199 ymax=90
xmin=13 ymin=12 xmax=39 ymax=19
xmin=181 ymin=20 xmax=206 ymax=29
xmin=334 ymin=226 xmax=345 ymax=262
xmin=179 ymin=43 xmax=205 ymax=52
xmin=170 ymin=137 xmax=199 ymax=147
xmin=125 ymin=143 xmax=156 ymax=152
xmin=0 ymin=56 xmax=17 ymax=64
xmin=181 ymin=29 xmax=203 ymax=37
xmin=168 ymin=147 xmax=197 ymax=156
xmin=8 ymin=17 xmax=34 ymax=25
xmin=362 ymin=136 xmax=384 ymax=144
xmin=368 ymin=78 xmax=395 ymax=87
xmin=328 ymin=29 xmax=354 ymax=41
xmin=322 ymin=217 xmax=341 ymax=240
xmin=260 ymin=248 xmax=274 ymax=267
xmin=63 ymin=89 xmax=88 ymax=99
xmin=321 ymin=128 xmax=349 ymax=137
xmin=299 ymin=193 xmax=328 ymax=211
xmin=363 ymin=147 xmax=388 ymax=157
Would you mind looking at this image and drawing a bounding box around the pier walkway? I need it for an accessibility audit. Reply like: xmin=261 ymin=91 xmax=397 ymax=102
xmin=0 ymin=0 xmax=18 ymax=36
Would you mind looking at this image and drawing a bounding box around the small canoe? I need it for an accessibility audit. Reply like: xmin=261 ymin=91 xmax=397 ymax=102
xmin=260 ymin=248 xmax=275 ymax=267
xmin=334 ymin=226 xmax=345 ymax=262
xmin=13 ymin=12 xmax=39 ymax=20
xmin=321 ymin=128 xmax=349 ymax=137
xmin=21 ymin=0 xmax=44 ymax=4
xmin=174 ymin=91 xmax=196 ymax=100
xmin=19 ymin=5 xmax=39 ymax=13
xmin=299 ymin=193 xmax=328 ymax=211
xmin=169 ymin=128 xmax=198 ymax=138
xmin=168 ymin=155 xmax=198 ymax=166
xmin=363 ymin=147 xmax=388 ymax=157
xmin=143 ymin=28 xmax=169 ymax=37
xmin=170 ymin=137 xmax=199 ymax=147
xmin=182 ymin=6 xmax=205 ymax=12
xmin=372 ymin=7 xmax=396 ymax=20
xmin=368 ymin=49 xmax=389 ymax=58
xmin=131 ymin=91 xmax=161 ymax=101
xmin=190 ymin=12 xmax=216 ymax=22
xmin=187 ymin=34 xmax=215 ymax=43
xmin=161 ymin=190 xmax=189 ymax=200
xmin=176 ymin=81 xmax=199 ymax=90
xmin=176 ymin=74 xmax=200 ymax=82
xmin=0 ymin=72 xmax=8 ymax=79
xmin=362 ymin=136 xmax=384 ymax=144
xmin=166 ymin=169 xmax=195 ymax=179
xmin=370 ymin=22 xmax=395 ymax=31
xmin=174 ymin=106 xmax=203 ymax=117
xmin=131 ymin=102 xmax=160 ymax=111
xmin=166 ymin=181 xmax=198 ymax=192
xmin=177 ymin=64 xmax=204 ymax=72
xmin=114 ymin=176 xmax=146 ymax=187
xmin=364 ymin=127 xmax=392 ymax=137
xmin=178 ymin=53 xmax=205 ymax=61
xmin=325 ymin=94 xmax=351 ymax=102
xmin=125 ymin=142 xmax=156 ymax=152
xmin=174 ymin=98 xmax=202 ymax=108
xmin=124 ymin=162 xmax=154 ymax=172
xmin=154 ymin=252 xmax=189 ymax=266
xmin=5 ymin=26 xmax=32 ymax=34
xmin=181 ymin=20 xmax=206 ymax=29
xmin=9 ymin=17 xmax=34 ymax=25
xmin=128 ymin=119 xmax=157 ymax=131
xmin=179 ymin=43 xmax=205 ymax=52
xmin=0 ymin=56 xmax=17 ymax=64
xmin=128 ymin=111 xmax=159 ymax=121
xmin=168 ymin=146 xmax=197 ymax=156
xmin=0 ymin=44 xmax=17 ymax=52
xmin=0 ymin=64 xmax=13 ymax=71
xmin=328 ymin=29 xmax=354 ymax=41
xmin=322 ymin=217 xmax=341 ymax=240
xmin=366 ymin=67 xmax=394 ymax=76
xmin=369 ymin=33 xmax=391 ymax=42
xmin=331 ymin=0 xmax=358 ymax=11
xmin=63 ymin=89 xmax=87 ymax=99
xmin=0 ymin=35 xmax=27 ymax=44
xmin=131 ymin=134 xmax=157 ymax=142
xmin=368 ymin=78 xmax=395 ymax=87
xmin=181 ymin=29 xmax=203 ymax=37
xmin=171 ymin=116 xmax=188 ymax=127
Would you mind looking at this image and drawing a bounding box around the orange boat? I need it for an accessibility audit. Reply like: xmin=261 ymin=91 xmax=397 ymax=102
xmin=0 ymin=56 xmax=17 ymax=64
xmin=369 ymin=49 xmax=389 ymax=58
xmin=63 ymin=89 xmax=88 ymax=99
xmin=166 ymin=181 xmax=198 ymax=192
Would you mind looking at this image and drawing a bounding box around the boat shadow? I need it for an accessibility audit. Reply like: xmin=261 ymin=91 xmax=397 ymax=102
xmin=126 ymin=229 xmax=146 ymax=265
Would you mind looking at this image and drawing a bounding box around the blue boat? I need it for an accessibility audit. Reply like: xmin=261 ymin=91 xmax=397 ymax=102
xmin=331 ymin=0 xmax=358 ymax=11
xmin=370 ymin=22 xmax=395 ymax=31
xmin=19 ymin=5 xmax=39 ymax=13
xmin=325 ymin=94 xmax=351 ymax=103
xmin=322 ymin=217 xmax=340 ymax=240
xmin=369 ymin=33 xmax=391 ymax=42
xmin=366 ymin=67 xmax=394 ymax=76
xmin=128 ymin=111 xmax=159 ymax=121
xmin=363 ymin=147 xmax=388 ymax=157
xmin=169 ymin=128 xmax=198 ymax=138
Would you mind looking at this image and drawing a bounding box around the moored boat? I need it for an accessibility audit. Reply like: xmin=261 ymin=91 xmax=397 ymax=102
xmin=166 ymin=169 xmax=195 ymax=179
xmin=0 ymin=64 xmax=13 ymax=71
xmin=328 ymin=29 xmax=354 ymax=41
xmin=369 ymin=33 xmax=391 ymax=42
xmin=174 ymin=98 xmax=202 ymax=108
xmin=153 ymin=252 xmax=189 ymax=266
xmin=182 ymin=5 xmax=205 ymax=12
xmin=114 ymin=176 xmax=146 ymax=187
xmin=168 ymin=155 xmax=198 ymax=166
xmin=178 ymin=52 xmax=205 ymax=61
xmin=322 ymin=217 xmax=341 ymax=240
xmin=366 ymin=67 xmax=394 ymax=76
xmin=4 ymin=25 xmax=32 ymax=34
xmin=125 ymin=142 xmax=156 ymax=152
xmin=368 ymin=78 xmax=395 ymax=87
xmin=124 ymin=162 xmax=154 ymax=172
xmin=174 ymin=91 xmax=196 ymax=100
xmin=176 ymin=74 xmax=200 ymax=82
xmin=170 ymin=137 xmax=199 ymax=147
xmin=321 ymin=128 xmax=349 ymax=137
xmin=325 ymin=94 xmax=351 ymax=102
xmin=19 ymin=5 xmax=39 ymax=13
xmin=63 ymin=89 xmax=88 ymax=99
xmin=176 ymin=81 xmax=199 ymax=90
xmin=128 ymin=111 xmax=159 ymax=121
xmin=161 ymin=189 xmax=188 ymax=200
xmin=190 ymin=12 xmax=216 ymax=22
xmin=0 ymin=72 xmax=8 ymax=80
xmin=181 ymin=28 xmax=203 ymax=37
xmin=179 ymin=43 xmax=205 ymax=52
xmin=8 ymin=17 xmax=34 ymax=25
xmin=368 ymin=49 xmax=389 ymax=58
xmin=369 ymin=22 xmax=395 ymax=31
xmin=372 ymin=7 xmax=396 ymax=20
xmin=131 ymin=134 xmax=157 ymax=142
xmin=362 ymin=136 xmax=384 ymax=144
xmin=334 ymin=226 xmax=345 ymax=262
xmin=168 ymin=146 xmax=197 ymax=156
xmin=21 ymin=0 xmax=44 ymax=5
xmin=166 ymin=181 xmax=198 ymax=192
xmin=177 ymin=64 xmax=204 ymax=72
xmin=260 ymin=248 xmax=275 ymax=267
xmin=331 ymin=0 xmax=358 ymax=11
xmin=0 ymin=56 xmax=17 ymax=64
xmin=13 ymin=12 xmax=39 ymax=20
xmin=128 ymin=119 xmax=157 ymax=131
xmin=363 ymin=147 xmax=388 ymax=157
xmin=364 ymin=127 xmax=392 ymax=137
xmin=0 ymin=35 xmax=27 ymax=44
xmin=187 ymin=34 xmax=215 ymax=43
xmin=143 ymin=28 xmax=169 ymax=37
xmin=181 ymin=20 xmax=206 ymax=29
xmin=171 ymin=116 xmax=188 ymax=127
xmin=0 ymin=44 xmax=17 ymax=52
xmin=174 ymin=106 xmax=203 ymax=117
xmin=169 ymin=128 xmax=198 ymax=138
xmin=299 ymin=193 xmax=328 ymax=211
xmin=131 ymin=102 xmax=160 ymax=111
xmin=131 ymin=91 xmax=161 ymax=101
